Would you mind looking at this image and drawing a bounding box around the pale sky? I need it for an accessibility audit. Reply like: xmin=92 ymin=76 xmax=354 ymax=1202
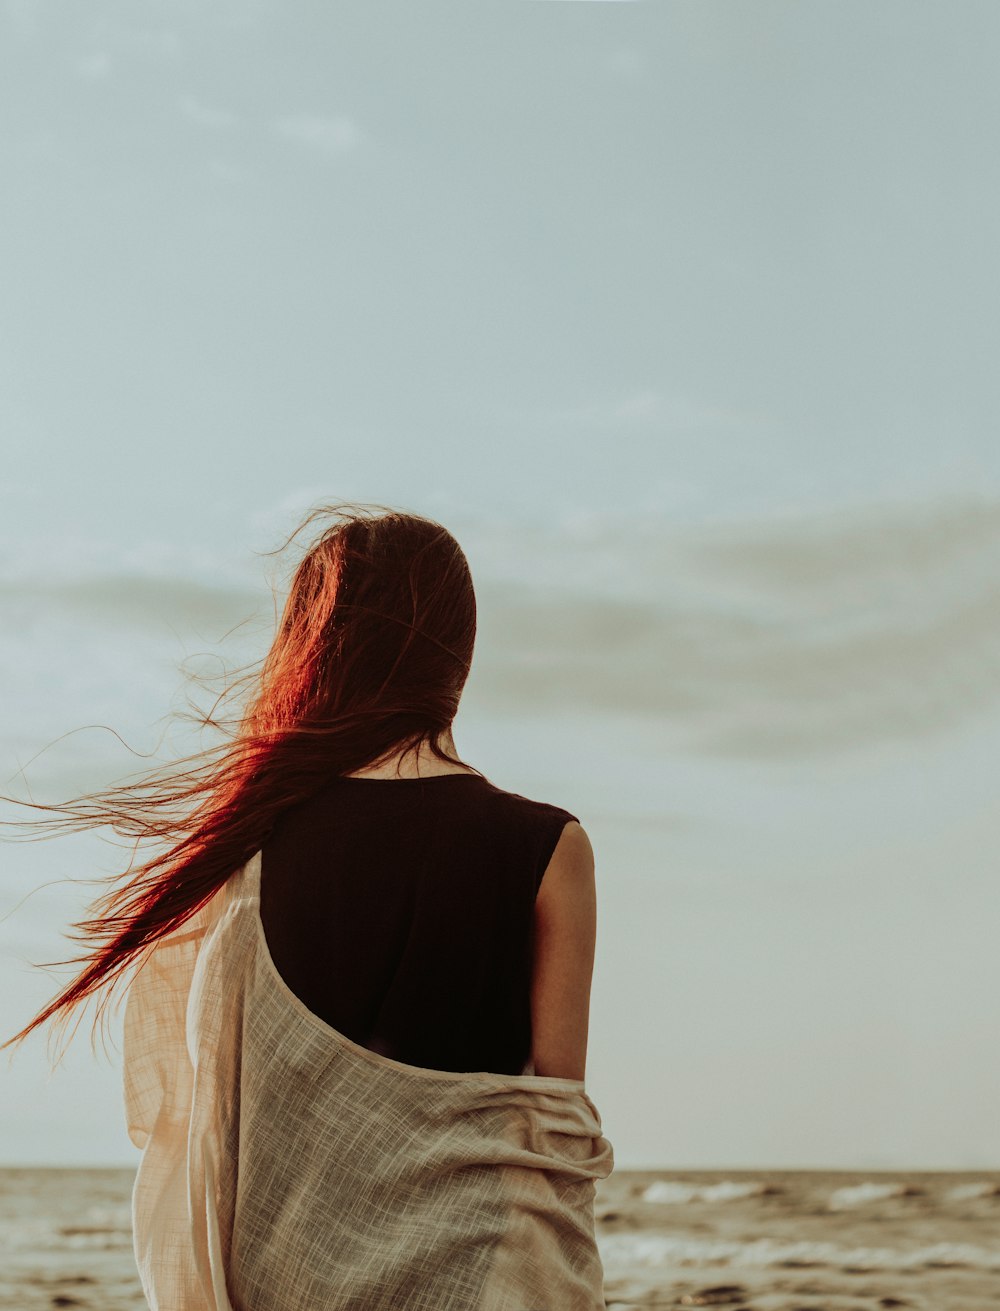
xmin=2 ymin=1 xmax=1000 ymax=1170
xmin=2 ymin=0 xmax=998 ymax=553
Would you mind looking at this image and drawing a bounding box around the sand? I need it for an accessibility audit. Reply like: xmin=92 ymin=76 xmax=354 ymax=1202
xmin=1 ymin=1166 xmax=997 ymax=1310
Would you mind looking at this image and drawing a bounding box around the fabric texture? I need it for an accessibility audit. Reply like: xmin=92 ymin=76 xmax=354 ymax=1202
xmin=259 ymin=772 xmax=579 ymax=1076
xmin=122 ymin=847 xmax=615 ymax=1310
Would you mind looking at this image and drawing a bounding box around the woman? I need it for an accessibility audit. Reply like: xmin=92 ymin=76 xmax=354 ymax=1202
xmin=2 ymin=502 xmax=614 ymax=1310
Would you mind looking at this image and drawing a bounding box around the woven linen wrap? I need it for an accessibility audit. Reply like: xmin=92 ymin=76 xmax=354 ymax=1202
xmin=122 ymin=848 xmax=615 ymax=1311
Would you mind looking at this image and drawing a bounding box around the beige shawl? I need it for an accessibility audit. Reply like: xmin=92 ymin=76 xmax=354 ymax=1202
xmin=122 ymin=848 xmax=615 ymax=1310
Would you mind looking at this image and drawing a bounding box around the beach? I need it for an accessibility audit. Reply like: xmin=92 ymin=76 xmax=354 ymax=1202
xmin=597 ymin=1168 xmax=1000 ymax=1309
xmin=1 ymin=1166 xmax=997 ymax=1310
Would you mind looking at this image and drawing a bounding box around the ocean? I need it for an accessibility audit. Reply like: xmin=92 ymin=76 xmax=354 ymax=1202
xmin=1 ymin=1166 xmax=998 ymax=1309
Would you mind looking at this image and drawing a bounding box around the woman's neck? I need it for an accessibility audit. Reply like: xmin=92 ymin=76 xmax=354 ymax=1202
xmin=344 ymin=731 xmax=475 ymax=779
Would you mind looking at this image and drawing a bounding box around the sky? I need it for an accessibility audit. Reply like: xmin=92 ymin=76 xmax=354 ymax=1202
xmin=2 ymin=0 xmax=1000 ymax=1170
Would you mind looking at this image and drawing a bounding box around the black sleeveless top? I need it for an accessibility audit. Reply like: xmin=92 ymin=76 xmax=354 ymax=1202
xmin=258 ymin=773 xmax=579 ymax=1077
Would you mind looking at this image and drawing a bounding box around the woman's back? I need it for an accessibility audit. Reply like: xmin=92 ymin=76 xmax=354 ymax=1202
xmin=123 ymin=831 xmax=613 ymax=1311
xmin=259 ymin=772 xmax=581 ymax=1078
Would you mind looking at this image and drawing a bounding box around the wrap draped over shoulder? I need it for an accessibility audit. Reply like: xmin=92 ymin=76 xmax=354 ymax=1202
xmin=123 ymin=850 xmax=614 ymax=1310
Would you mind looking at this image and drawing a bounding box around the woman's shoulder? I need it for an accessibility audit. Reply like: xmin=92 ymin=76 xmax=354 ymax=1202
xmin=474 ymin=775 xmax=580 ymax=828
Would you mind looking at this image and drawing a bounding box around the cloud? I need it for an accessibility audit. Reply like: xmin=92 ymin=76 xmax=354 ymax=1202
xmin=271 ymin=113 xmax=363 ymax=156
xmin=0 ymin=574 xmax=263 ymax=635
xmin=178 ymin=92 xmax=239 ymax=130
xmin=3 ymin=494 xmax=997 ymax=757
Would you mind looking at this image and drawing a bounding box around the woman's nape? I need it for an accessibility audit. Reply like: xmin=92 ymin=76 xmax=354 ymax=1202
xmin=343 ymin=726 xmax=479 ymax=779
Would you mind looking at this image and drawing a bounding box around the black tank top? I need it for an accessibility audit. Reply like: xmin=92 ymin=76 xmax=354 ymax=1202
xmin=258 ymin=773 xmax=579 ymax=1077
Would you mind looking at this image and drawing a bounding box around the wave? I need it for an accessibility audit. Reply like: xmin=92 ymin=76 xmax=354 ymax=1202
xmin=598 ymin=1231 xmax=1000 ymax=1273
xmin=642 ymin=1180 xmax=779 ymax=1204
xmin=827 ymin=1181 xmax=925 ymax=1209
xmin=0 ymin=1203 xmax=133 ymax=1255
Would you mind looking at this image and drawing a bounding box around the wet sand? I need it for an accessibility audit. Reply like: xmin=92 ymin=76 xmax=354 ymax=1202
xmin=598 ymin=1169 xmax=1000 ymax=1311
xmin=1 ymin=1166 xmax=997 ymax=1310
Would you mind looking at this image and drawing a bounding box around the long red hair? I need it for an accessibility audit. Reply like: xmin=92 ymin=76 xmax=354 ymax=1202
xmin=1 ymin=501 xmax=480 ymax=1064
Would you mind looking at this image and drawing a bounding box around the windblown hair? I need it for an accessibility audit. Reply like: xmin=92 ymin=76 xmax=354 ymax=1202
xmin=1 ymin=501 xmax=480 ymax=1065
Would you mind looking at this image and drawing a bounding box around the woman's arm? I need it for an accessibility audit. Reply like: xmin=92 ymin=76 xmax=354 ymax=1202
xmin=529 ymin=822 xmax=597 ymax=1082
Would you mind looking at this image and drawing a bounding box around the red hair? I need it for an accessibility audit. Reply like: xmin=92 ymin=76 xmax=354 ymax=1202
xmin=1 ymin=501 xmax=480 ymax=1064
